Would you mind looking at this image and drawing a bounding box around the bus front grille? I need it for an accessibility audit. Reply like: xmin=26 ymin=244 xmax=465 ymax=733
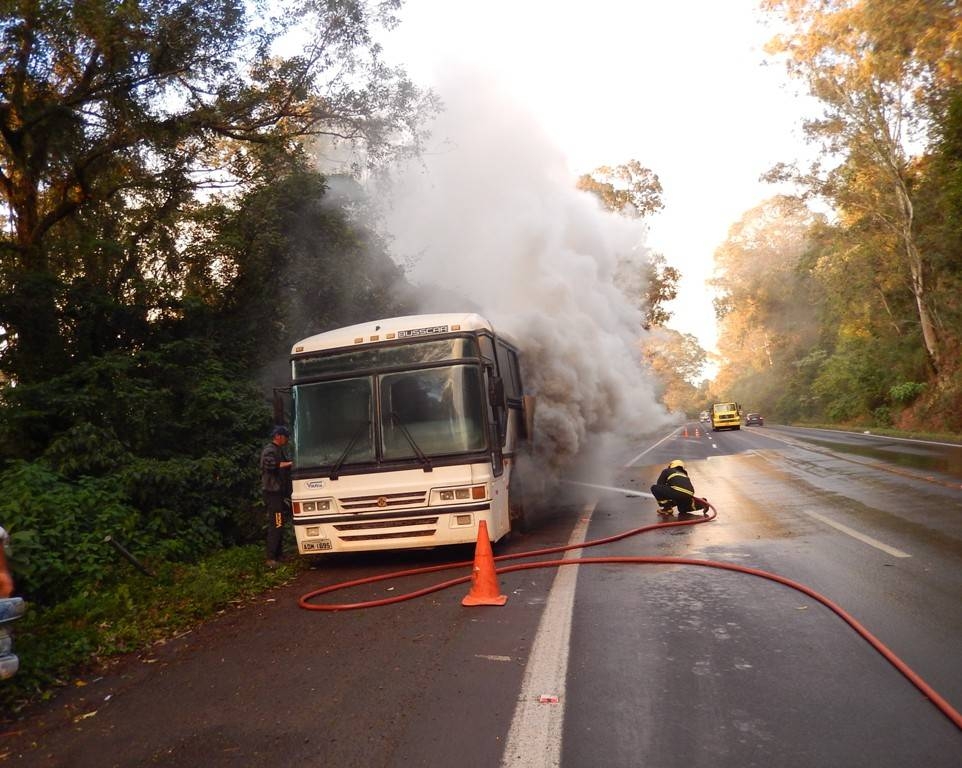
xmin=333 ymin=517 xmax=439 ymax=532
xmin=340 ymin=529 xmax=437 ymax=542
xmin=339 ymin=491 xmax=428 ymax=512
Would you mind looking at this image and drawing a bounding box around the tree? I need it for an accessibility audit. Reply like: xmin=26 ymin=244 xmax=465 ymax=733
xmin=641 ymin=328 xmax=706 ymax=415
xmin=190 ymin=170 xmax=414 ymax=377
xmin=914 ymin=88 xmax=962 ymax=347
xmin=762 ymin=0 xmax=962 ymax=374
xmin=576 ymin=160 xmax=679 ymax=328
xmin=575 ymin=159 xmax=664 ymax=218
xmin=710 ymin=196 xmax=824 ymax=416
xmin=611 ymin=249 xmax=680 ymax=330
xmin=641 ymin=253 xmax=681 ymax=330
xmin=0 ymin=0 xmax=437 ymax=384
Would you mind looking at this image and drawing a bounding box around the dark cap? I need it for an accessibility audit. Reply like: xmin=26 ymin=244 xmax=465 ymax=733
xmin=271 ymin=425 xmax=291 ymax=438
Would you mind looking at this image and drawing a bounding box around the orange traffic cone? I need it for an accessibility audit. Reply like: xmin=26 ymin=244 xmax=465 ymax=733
xmin=683 ymin=426 xmax=689 ymax=437
xmin=695 ymin=427 xmax=701 ymax=437
xmin=462 ymin=520 xmax=507 ymax=606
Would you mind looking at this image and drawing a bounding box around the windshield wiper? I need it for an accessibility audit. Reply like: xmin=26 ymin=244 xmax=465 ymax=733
xmin=388 ymin=411 xmax=433 ymax=472
xmin=329 ymin=419 xmax=371 ymax=480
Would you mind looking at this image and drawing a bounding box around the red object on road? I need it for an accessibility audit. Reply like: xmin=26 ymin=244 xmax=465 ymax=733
xmin=461 ymin=520 xmax=508 ymax=607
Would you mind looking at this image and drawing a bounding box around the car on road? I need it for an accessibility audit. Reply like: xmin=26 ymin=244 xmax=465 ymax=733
xmin=699 ymin=410 xmax=710 ymax=423
xmin=745 ymin=412 xmax=764 ymax=426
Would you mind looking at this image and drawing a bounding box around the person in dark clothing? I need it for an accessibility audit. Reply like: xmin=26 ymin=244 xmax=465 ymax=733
xmin=260 ymin=426 xmax=293 ymax=567
xmin=651 ymin=459 xmax=708 ymax=517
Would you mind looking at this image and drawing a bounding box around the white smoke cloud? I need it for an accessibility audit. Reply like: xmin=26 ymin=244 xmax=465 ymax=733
xmin=372 ymin=67 xmax=671 ymax=472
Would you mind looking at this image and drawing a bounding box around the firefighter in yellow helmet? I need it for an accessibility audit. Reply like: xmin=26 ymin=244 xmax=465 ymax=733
xmin=651 ymin=459 xmax=709 ymax=517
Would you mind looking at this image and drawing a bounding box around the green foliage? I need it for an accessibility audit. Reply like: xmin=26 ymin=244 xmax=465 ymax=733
xmin=0 ymin=546 xmax=298 ymax=714
xmin=0 ymin=338 xmax=269 ymax=462
xmin=0 ymin=462 xmax=136 ymax=604
xmin=0 ymin=339 xmax=273 ymax=604
xmin=810 ymin=334 xmax=902 ymax=421
xmin=0 ymin=450 xmax=260 ymax=606
xmin=712 ymin=13 xmax=962 ymax=429
xmin=889 ymin=381 xmax=927 ymax=404
xmin=761 ymin=0 xmax=960 ymax=377
xmin=0 ymin=0 xmax=436 ymax=385
xmin=872 ymin=406 xmax=894 ymax=427
xmin=0 ymin=0 xmax=435 ymax=715
xmin=914 ymin=87 xmax=962 ymax=353
xmin=909 ymin=365 xmax=962 ymax=433
xmin=193 ymin=171 xmax=413 ymax=373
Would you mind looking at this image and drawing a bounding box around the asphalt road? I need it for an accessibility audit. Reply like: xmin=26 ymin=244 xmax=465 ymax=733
xmin=3 ymin=423 xmax=961 ymax=767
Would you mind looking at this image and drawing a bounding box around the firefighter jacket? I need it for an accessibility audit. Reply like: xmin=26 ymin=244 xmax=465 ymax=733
xmin=656 ymin=466 xmax=695 ymax=499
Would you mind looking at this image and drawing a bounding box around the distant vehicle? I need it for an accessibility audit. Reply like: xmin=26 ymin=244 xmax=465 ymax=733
xmin=699 ymin=410 xmax=710 ymax=423
xmin=711 ymin=402 xmax=741 ymax=431
xmin=745 ymin=412 xmax=764 ymax=426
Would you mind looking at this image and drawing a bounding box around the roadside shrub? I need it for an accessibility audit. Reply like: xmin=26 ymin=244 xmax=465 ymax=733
xmin=872 ymin=406 xmax=894 ymax=427
xmin=0 ymin=340 xmax=273 ymax=606
xmin=889 ymin=381 xmax=926 ymax=404
xmin=0 ymin=449 xmax=268 ymax=606
xmin=0 ymin=462 xmax=138 ymax=604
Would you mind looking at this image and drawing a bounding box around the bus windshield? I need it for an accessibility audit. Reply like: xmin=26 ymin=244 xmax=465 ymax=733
xmin=293 ymin=377 xmax=375 ymax=468
xmin=292 ymin=364 xmax=486 ymax=470
xmin=380 ymin=365 xmax=485 ymax=459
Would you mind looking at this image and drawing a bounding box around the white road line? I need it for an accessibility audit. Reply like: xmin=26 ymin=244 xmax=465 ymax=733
xmin=624 ymin=428 xmax=680 ymax=468
xmin=788 ymin=425 xmax=962 ymax=449
xmin=500 ymin=504 xmax=595 ymax=768
xmin=804 ymin=510 xmax=911 ymax=558
xmin=563 ymin=479 xmax=654 ymax=499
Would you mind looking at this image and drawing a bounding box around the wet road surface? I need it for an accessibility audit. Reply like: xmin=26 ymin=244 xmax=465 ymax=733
xmin=2 ymin=423 xmax=960 ymax=766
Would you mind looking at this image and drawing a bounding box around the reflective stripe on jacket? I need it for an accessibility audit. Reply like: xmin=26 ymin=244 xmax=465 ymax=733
xmin=666 ymin=470 xmax=694 ymax=496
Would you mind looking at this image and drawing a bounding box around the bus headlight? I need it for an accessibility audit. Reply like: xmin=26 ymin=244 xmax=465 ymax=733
xmin=432 ymin=485 xmax=486 ymax=505
xmin=295 ymin=499 xmax=333 ymax=514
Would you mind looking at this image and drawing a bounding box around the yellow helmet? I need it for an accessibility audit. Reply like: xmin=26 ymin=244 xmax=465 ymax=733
xmin=669 ymin=459 xmax=686 ymax=469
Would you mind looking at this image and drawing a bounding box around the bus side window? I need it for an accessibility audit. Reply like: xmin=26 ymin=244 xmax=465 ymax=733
xmin=510 ymin=350 xmax=522 ymax=397
xmin=479 ymin=335 xmax=496 ymax=366
xmin=495 ymin=342 xmax=522 ymax=401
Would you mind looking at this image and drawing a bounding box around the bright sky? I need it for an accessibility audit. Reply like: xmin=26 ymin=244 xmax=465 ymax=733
xmin=380 ymin=0 xmax=811 ymax=358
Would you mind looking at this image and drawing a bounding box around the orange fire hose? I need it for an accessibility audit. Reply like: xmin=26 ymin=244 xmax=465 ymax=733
xmin=298 ymin=502 xmax=962 ymax=731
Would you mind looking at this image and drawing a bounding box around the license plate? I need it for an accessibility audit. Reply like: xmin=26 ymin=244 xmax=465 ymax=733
xmin=302 ymin=539 xmax=333 ymax=552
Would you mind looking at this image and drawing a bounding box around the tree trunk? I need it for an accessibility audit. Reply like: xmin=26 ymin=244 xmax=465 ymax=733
xmin=894 ymin=178 xmax=941 ymax=373
xmin=905 ymin=236 xmax=941 ymax=373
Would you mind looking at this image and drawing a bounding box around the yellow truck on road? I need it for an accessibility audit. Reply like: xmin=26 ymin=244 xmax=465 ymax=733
xmin=711 ymin=402 xmax=741 ymax=431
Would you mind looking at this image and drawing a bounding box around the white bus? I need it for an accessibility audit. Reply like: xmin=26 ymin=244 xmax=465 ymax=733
xmin=284 ymin=313 xmax=533 ymax=555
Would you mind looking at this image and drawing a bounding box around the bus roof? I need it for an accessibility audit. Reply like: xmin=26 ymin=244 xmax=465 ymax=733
xmin=291 ymin=313 xmax=495 ymax=356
